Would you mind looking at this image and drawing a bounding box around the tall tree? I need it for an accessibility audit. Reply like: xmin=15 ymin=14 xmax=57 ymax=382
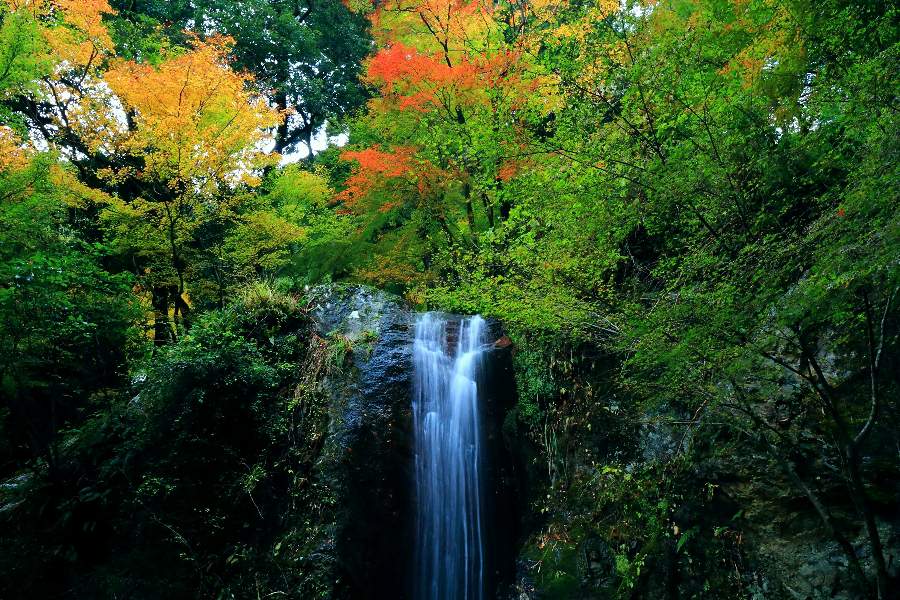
xmin=333 ymin=0 xmax=559 ymax=288
xmin=99 ymin=36 xmax=285 ymax=341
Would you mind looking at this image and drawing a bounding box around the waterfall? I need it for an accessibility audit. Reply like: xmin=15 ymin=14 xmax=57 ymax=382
xmin=413 ymin=313 xmax=488 ymax=600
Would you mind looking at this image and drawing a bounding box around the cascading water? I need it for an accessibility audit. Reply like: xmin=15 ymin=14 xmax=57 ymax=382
xmin=413 ymin=313 xmax=488 ymax=600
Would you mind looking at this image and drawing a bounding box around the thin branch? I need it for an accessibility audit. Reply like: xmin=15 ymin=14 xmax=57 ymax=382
xmin=855 ymin=287 xmax=896 ymax=446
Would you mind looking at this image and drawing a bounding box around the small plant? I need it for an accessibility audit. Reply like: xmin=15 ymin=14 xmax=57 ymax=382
xmin=326 ymin=332 xmax=353 ymax=372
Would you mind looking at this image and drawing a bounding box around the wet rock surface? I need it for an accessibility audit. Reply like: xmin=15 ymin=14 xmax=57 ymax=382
xmin=310 ymin=285 xmax=415 ymax=599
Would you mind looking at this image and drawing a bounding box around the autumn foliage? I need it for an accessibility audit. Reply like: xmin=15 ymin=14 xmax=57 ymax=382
xmin=367 ymin=43 xmax=476 ymax=110
xmin=366 ymin=42 xmax=530 ymax=114
xmin=3 ymin=0 xmax=116 ymax=64
xmin=104 ymin=37 xmax=281 ymax=190
xmin=337 ymin=146 xmax=416 ymax=207
xmin=0 ymin=127 xmax=26 ymax=172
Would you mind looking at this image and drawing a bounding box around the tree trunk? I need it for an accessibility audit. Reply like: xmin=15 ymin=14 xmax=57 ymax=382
xmin=781 ymin=458 xmax=870 ymax=594
xmin=304 ymin=124 xmax=315 ymax=161
xmin=734 ymin=394 xmax=872 ymax=596
xmin=273 ymin=92 xmax=290 ymax=155
xmin=462 ymin=180 xmax=476 ymax=238
xmin=152 ymin=286 xmax=173 ymax=346
xmin=499 ymin=197 xmax=512 ymax=221
xmin=173 ymin=287 xmax=191 ymax=333
xmin=480 ymin=191 xmax=495 ymax=228
xmin=846 ymin=443 xmax=890 ymax=599
xmin=436 ymin=211 xmax=455 ymax=246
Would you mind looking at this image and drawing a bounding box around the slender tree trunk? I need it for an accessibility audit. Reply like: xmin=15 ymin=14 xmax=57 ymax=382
xmin=854 ymin=290 xmax=893 ymax=599
xmin=729 ymin=393 xmax=872 ymax=595
xmin=273 ymin=92 xmax=290 ymax=155
xmin=152 ymin=286 xmax=173 ymax=346
xmin=173 ymin=281 xmax=190 ymax=333
xmin=462 ymin=180 xmax=476 ymax=238
xmin=801 ymin=341 xmax=890 ymax=597
xmin=436 ymin=211 xmax=455 ymax=246
xmin=480 ymin=191 xmax=495 ymax=228
xmin=162 ymin=198 xmax=190 ymax=335
xmin=499 ymin=196 xmax=512 ymax=221
xmin=846 ymin=443 xmax=890 ymax=599
xmin=304 ymin=124 xmax=315 ymax=162
xmin=781 ymin=457 xmax=870 ymax=593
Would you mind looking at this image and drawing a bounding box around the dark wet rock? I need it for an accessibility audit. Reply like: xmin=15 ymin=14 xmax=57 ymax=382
xmin=310 ymin=285 xmax=415 ymax=600
xmin=480 ymin=318 xmax=523 ymax=597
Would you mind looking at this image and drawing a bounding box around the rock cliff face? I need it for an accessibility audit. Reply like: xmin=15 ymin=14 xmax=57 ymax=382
xmin=311 ymin=285 xmax=415 ymax=599
xmin=309 ymin=286 xmax=521 ymax=598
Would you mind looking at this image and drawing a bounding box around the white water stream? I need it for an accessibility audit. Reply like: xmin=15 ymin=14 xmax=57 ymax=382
xmin=412 ymin=313 xmax=488 ymax=600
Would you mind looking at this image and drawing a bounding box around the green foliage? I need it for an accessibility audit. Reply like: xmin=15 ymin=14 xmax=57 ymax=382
xmin=437 ymin=0 xmax=897 ymax=595
xmin=511 ymin=338 xmax=557 ymax=427
xmin=0 ymin=285 xmax=338 ymax=598
xmin=0 ymin=2 xmax=364 ymax=597
xmin=0 ymin=153 xmax=144 ymax=472
xmin=0 ymin=4 xmax=52 ymax=98
xmin=269 ymin=164 xmax=361 ymax=283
